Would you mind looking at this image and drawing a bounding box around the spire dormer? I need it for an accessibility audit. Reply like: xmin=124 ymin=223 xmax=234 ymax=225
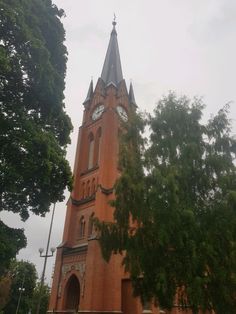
xmin=83 ymin=79 xmax=93 ymax=105
xmin=129 ymin=82 xmax=137 ymax=107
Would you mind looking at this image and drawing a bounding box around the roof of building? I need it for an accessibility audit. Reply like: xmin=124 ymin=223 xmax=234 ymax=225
xmin=101 ymin=20 xmax=123 ymax=87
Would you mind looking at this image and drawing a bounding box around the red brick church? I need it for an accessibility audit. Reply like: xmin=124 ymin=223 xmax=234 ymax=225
xmin=48 ymin=21 xmax=194 ymax=314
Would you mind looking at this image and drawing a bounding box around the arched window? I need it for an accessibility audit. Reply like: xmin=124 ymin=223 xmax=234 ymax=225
xmin=88 ymin=213 xmax=94 ymax=236
xmin=94 ymin=128 xmax=102 ymax=166
xmin=118 ymin=128 xmax=122 ymax=154
xmin=88 ymin=133 xmax=94 ymax=170
xmin=79 ymin=216 xmax=85 ymax=238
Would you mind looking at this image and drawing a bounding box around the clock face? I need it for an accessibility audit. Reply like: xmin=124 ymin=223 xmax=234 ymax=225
xmin=116 ymin=105 xmax=128 ymax=122
xmin=92 ymin=104 xmax=105 ymax=120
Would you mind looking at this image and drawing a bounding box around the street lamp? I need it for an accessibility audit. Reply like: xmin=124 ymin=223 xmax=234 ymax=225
xmin=39 ymin=247 xmax=56 ymax=257
xmin=36 ymin=203 xmax=56 ymax=314
xmin=16 ymin=274 xmax=25 ymax=314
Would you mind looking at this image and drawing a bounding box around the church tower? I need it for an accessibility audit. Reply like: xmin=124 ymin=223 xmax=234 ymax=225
xmin=48 ymin=21 xmax=158 ymax=314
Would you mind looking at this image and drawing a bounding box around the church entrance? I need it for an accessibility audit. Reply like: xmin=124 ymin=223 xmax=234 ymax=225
xmin=63 ymin=275 xmax=80 ymax=312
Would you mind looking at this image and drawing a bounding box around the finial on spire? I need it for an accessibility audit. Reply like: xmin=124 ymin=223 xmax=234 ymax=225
xmin=112 ymin=13 xmax=117 ymax=27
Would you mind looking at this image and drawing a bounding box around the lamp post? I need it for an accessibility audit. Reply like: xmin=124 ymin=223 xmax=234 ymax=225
xmin=36 ymin=203 xmax=56 ymax=314
xmin=16 ymin=274 xmax=25 ymax=314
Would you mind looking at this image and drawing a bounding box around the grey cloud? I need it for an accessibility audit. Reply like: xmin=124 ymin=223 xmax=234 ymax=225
xmin=66 ymin=24 xmax=106 ymax=43
xmin=189 ymin=1 xmax=236 ymax=44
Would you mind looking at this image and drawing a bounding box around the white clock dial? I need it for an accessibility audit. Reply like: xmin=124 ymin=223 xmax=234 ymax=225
xmin=116 ymin=105 xmax=128 ymax=122
xmin=92 ymin=104 xmax=105 ymax=120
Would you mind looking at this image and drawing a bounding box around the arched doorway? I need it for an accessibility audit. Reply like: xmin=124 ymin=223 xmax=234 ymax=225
xmin=64 ymin=274 xmax=80 ymax=311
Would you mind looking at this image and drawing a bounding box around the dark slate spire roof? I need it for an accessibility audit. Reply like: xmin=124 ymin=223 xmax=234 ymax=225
xmin=129 ymin=82 xmax=137 ymax=107
xmin=101 ymin=20 xmax=123 ymax=87
xmin=83 ymin=79 xmax=93 ymax=104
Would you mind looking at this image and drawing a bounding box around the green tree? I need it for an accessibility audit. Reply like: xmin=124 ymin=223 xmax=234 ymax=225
xmin=0 ymin=221 xmax=26 ymax=277
xmin=0 ymin=273 xmax=11 ymax=310
xmin=0 ymin=0 xmax=72 ymax=274
xmin=3 ymin=260 xmax=37 ymax=314
xmin=97 ymin=93 xmax=236 ymax=313
xmin=30 ymin=282 xmax=50 ymax=314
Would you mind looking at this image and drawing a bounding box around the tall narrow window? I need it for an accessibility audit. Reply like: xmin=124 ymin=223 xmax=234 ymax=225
xmin=117 ymin=129 xmax=123 ymax=170
xmin=79 ymin=216 xmax=85 ymax=238
xmin=86 ymin=180 xmax=90 ymax=198
xmin=94 ymin=128 xmax=102 ymax=166
xmin=91 ymin=178 xmax=96 ymax=195
xmin=82 ymin=182 xmax=85 ymax=199
xmin=88 ymin=133 xmax=94 ymax=169
xmin=88 ymin=213 xmax=94 ymax=236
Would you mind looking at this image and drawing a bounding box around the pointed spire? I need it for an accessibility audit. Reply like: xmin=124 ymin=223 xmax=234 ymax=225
xmin=129 ymin=82 xmax=137 ymax=107
xmin=83 ymin=79 xmax=93 ymax=105
xmin=101 ymin=19 xmax=123 ymax=87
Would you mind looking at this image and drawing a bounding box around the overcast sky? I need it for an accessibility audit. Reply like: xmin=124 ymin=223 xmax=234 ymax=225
xmin=2 ymin=0 xmax=236 ymax=284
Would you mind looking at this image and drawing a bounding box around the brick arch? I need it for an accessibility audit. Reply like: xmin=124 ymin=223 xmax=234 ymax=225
xmin=88 ymin=131 xmax=94 ymax=141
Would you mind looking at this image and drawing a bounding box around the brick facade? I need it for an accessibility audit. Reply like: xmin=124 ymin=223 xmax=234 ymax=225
xmin=48 ymin=76 xmax=155 ymax=313
xmin=48 ymin=23 xmax=207 ymax=314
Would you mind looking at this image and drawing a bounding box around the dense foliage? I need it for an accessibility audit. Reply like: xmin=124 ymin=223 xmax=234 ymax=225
xmin=97 ymin=93 xmax=236 ymax=313
xmin=0 ymin=260 xmax=50 ymax=314
xmin=30 ymin=282 xmax=50 ymax=314
xmin=3 ymin=260 xmax=37 ymax=314
xmin=0 ymin=273 xmax=11 ymax=310
xmin=0 ymin=0 xmax=72 ymax=274
xmin=0 ymin=221 xmax=26 ymax=276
